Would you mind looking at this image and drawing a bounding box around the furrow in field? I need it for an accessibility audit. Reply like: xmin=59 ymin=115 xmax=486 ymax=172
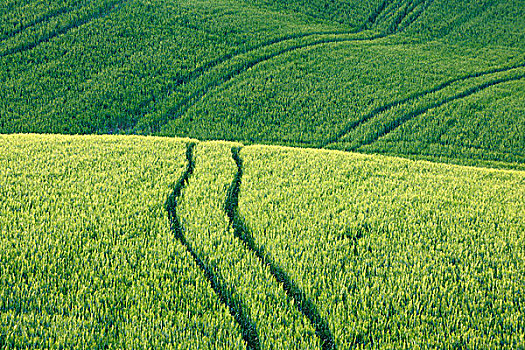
xmin=0 ymin=3 xmax=81 ymax=43
xmin=132 ymin=29 xmax=360 ymax=132
xmin=0 ymin=0 xmax=129 ymax=58
xmin=396 ymin=0 xmax=435 ymax=32
xmin=322 ymin=61 xmax=525 ymax=148
xmin=165 ymin=142 xmax=260 ymax=350
xmin=365 ymin=0 xmax=389 ymax=29
xmin=225 ymin=147 xmax=336 ymax=350
xmin=386 ymin=0 xmax=419 ymax=34
xmin=345 ymin=72 xmax=525 ymax=151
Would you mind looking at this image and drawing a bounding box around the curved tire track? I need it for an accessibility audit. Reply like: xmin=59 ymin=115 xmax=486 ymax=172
xmin=0 ymin=0 xmax=130 ymax=58
xmin=145 ymin=0 xmax=431 ymax=132
xmin=322 ymin=62 xmax=525 ymax=148
xmin=349 ymin=73 xmax=525 ymax=151
xmin=153 ymin=33 xmax=386 ymax=132
xmin=225 ymin=147 xmax=336 ymax=350
xmin=0 ymin=3 xmax=82 ymax=43
xmin=386 ymin=0 xmax=432 ymax=34
xmin=165 ymin=143 xmax=261 ymax=350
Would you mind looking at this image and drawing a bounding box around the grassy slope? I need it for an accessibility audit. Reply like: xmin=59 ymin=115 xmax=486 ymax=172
xmin=1 ymin=0 xmax=522 ymax=168
xmin=239 ymin=145 xmax=525 ymax=348
xmin=0 ymin=134 xmax=245 ymax=349
xmin=1 ymin=134 xmax=524 ymax=348
xmin=0 ymin=0 xmax=347 ymax=134
xmin=1 ymin=1 xmax=524 ymax=347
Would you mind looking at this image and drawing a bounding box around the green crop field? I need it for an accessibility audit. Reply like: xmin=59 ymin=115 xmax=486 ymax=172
xmin=1 ymin=0 xmax=524 ymax=348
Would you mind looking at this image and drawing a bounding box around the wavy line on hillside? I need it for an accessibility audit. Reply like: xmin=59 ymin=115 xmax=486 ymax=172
xmin=152 ymin=0 xmax=435 ymax=132
xmin=322 ymin=62 xmax=525 ymax=148
xmin=141 ymin=0 xmax=432 ymax=132
xmin=0 ymin=3 xmax=82 ymax=43
xmin=385 ymin=0 xmax=419 ymax=34
xmin=0 ymin=0 xmax=129 ymax=58
xmin=350 ymin=73 xmax=525 ymax=151
xmin=133 ymin=29 xmax=365 ymax=132
xmin=365 ymin=0 xmax=389 ymax=29
xmin=396 ymin=0 xmax=435 ymax=33
xmin=168 ymin=1 xmax=390 ymax=94
xmin=225 ymin=147 xmax=336 ymax=350
xmin=165 ymin=143 xmax=261 ymax=350
xmin=371 ymin=0 xmax=429 ymax=33
xmin=155 ymin=33 xmax=386 ymax=132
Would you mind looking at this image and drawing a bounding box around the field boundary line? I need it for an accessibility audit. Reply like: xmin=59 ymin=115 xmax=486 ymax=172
xmin=0 ymin=0 xmax=130 ymax=58
xmin=350 ymin=73 xmax=525 ymax=150
xmin=225 ymin=147 xmax=336 ymax=350
xmin=322 ymin=61 xmax=525 ymax=148
xmin=165 ymin=143 xmax=261 ymax=350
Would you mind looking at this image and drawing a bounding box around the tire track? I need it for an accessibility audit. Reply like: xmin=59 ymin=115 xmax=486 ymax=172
xmin=322 ymin=62 xmax=525 ymax=148
xmin=371 ymin=0 xmax=426 ymax=33
xmin=0 ymin=0 xmax=130 ymax=58
xmin=396 ymin=0 xmax=435 ymax=32
xmin=165 ymin=143 xmax=261 ymax=350
xmin=365 ymin=0 xmax=389 ymax=29
xmin=139 ymin=0 xmax=392 ymax=130
xmin=386 ymin=0 xmax=418 ymax=34
xmin=152 ymin=33 xmax=386 ymax=133
xmin=0 ymin=2 xmax=82 ymax=43
xmin=350 ymin=73 xmax=525 ymax=151
xmin=225 ymin=147 xmax=336 ymax=350
xmin=134 ymin=29 xmax=363 ymax=132
xmin=142 ymin=0 xmax=430 ymax=132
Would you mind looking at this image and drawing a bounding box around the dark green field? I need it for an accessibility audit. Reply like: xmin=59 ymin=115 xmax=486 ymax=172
xmin=1 ymin=0 xmax=523 ymax=167
xmin=1 ymin=0 xmax=524 ymax=348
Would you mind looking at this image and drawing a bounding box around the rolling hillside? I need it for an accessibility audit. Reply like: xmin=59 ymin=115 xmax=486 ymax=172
xmin=2 ymin=134 xmax=524 ymax=348
xmin=1 ymin=0 xmax=523 ymax=167
xmin=1 ymin=0 xmax=525 ymax=348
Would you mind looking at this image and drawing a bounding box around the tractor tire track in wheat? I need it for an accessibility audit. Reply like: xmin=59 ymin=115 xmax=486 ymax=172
xmin=322 ymin=62 xmax=525 ymax=148
xmin=0 ymin=3 xmax=83 ymax=43
xmin=349 ymin=73 xmax=525 ymax=151
xmin=0 ymin=0 xmax=130 ymax=58
xmin=225 ymin=147 xmax=336 ymax=350
xmin=165 ymin=143 xmax=261 ymax=350
xmin=144 ymin=0 xmax=432 ymax=132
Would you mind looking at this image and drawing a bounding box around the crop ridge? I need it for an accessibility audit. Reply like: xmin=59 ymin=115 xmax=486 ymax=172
xmin=0 ymin=3 xmax=82 ymax=43
xmin=165 ymin=142 xmax=261 ymax=350
xmin=0 ymin=0 xmax=130 ymax=58
xmin=322 ymin=61 xmax=525 ymax=148
xmin=225 ymin=147 xmax=336 ymax=350
xmin=351 ymin=72 xmax=525 ymax=151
